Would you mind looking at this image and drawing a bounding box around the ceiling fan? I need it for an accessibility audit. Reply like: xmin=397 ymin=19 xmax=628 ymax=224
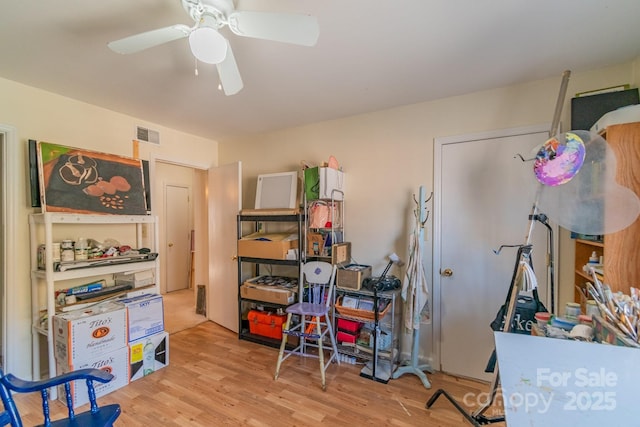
xmin=107 ymin=0 xmax=319 ymax=95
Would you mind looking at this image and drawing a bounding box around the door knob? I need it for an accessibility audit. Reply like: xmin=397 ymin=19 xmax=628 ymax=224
xmin=168 ymin=242 xmax=174 ymax=247
xmin=441 ymin=268 xmax=453 ymax=277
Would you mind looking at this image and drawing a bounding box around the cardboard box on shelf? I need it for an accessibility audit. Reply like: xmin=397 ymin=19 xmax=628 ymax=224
xmin=56 ymin=346 xmax=129 ymax=409
xmin=129 ymin=331 xmax=169 ymax=382
xmin=237 ymin=232 xmax=298 ymax=260
xmin=118 ymin=293 xmax=164 ymax=342
xmin=114 ymin=269 xmax=155 ymax=288
xmin=337 ymin=264 xmax=372 ymax=290
xmin=238 ymin=232 xmax=298 ymax=259
xmin=53 ymin=301 xmax=128 ymax=366
xmin=240 ymin=282 xmax=297 ymax=305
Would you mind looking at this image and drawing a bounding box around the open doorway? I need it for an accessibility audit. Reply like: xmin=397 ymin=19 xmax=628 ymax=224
xmin=154 ymin=161 xmax=208 ymax=332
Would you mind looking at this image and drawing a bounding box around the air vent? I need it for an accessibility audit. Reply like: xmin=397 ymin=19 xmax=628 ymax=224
xmin=135 ymin=126 xmax=160 ymax=145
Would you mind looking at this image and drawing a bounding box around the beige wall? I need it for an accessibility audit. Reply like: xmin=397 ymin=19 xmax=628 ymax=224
xmin=219 ymin=61 xmax=639 ymax=365
xmin=0 ymin=77 xmax=218 ymax=378
xmin=1 ymin=58 xmax=638 ymax=377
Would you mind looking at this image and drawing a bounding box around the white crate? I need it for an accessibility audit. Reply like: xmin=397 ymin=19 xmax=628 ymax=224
xmin=53 ymin=301 xmax=128 ymax=366
xmin=56 ymin=346 xmax=129 ymax=409
xmin=129 ymin=331 xmax=169 ymax=382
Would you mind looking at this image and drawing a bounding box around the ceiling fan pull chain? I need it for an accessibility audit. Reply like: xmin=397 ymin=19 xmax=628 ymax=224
xmin=194 ymin=58 xmax=199 ymax=76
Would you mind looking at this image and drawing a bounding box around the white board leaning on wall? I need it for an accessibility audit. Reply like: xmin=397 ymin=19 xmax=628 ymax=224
xmin=495 ymin=332 xmax=640 ymax=426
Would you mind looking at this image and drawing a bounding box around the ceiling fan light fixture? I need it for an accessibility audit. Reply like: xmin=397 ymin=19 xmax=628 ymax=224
xmin=189 ymin=26 xmax=227 ymax=64
xmin=108 ymin=1 xmax=318 ymax=96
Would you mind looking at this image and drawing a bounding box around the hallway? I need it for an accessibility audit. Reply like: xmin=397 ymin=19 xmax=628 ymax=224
xmin=163 ymin=288 xmax=207 ymax=334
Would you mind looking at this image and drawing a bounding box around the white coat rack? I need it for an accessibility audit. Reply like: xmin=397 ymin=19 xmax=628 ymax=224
xmin=392 ymin=185 xmax=433 ymax=389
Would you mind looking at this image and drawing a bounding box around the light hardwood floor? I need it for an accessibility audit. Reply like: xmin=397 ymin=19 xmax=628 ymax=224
xmin=14 ymin=322 xmax=505 ymax=426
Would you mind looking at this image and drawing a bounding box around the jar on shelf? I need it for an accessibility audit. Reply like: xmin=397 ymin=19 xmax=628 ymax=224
xmin=60 ymin=240 xmax=74 ymax=262
xmin=565 ymin=302 xmax=581 ymax=318
xmin=74 ymin=237 xmax=88 ymax=260
xmin=585 ymin=300 xmax=599 ymax=318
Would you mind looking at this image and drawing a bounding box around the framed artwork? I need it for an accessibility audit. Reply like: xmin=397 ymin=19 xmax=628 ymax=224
xmin=28 ymin=139 xmax=41 ymax=207
xmin=37 ymin=142 xmax=148 ymax=215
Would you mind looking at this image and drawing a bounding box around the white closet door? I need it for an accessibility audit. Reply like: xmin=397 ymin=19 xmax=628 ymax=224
xmin=435 ymin=125 xmax=553 ymax=381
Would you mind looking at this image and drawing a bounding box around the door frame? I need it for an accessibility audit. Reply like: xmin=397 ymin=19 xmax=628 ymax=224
xmin=432 ymin=123 xmax=552 ymax=372
xmin=1 ymin=124 xmax=18 ymax=373
xmin=148 ymin=154 xmax=210 ymax=295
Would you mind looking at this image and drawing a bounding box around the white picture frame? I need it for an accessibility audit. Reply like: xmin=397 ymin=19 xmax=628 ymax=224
xmin=254 ymin=171 xmax=297 ymax=209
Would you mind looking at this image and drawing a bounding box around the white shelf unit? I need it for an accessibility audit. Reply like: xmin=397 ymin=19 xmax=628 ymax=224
xmin=29 ymin=213 xmax=160 ymax=383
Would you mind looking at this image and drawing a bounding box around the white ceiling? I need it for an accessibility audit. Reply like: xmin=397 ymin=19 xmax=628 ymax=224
xmin=1 ymin=0 xmax=640 ymax=142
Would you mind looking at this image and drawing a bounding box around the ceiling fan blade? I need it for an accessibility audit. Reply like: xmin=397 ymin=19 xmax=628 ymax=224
xmin=227 ymin=11 xmax=319 ymax=46
xmin=216 ymin=41 xmax=243 ymax=96
xmin=108 ymin=24 xmax=191 ymax=54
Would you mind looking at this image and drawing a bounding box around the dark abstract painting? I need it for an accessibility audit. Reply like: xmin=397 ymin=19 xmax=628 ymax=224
xmin=37 ymin=142 xmax=147 ymax=215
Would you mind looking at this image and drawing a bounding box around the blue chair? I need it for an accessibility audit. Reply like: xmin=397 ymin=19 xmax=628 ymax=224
xmin=0 ymin=368 xmax=120 ymax=427
xmin=274 ymin=261 xmax=340 ymax=391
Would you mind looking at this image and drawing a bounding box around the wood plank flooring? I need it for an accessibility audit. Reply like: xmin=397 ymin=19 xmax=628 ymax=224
xmin=14 ymin=322 xmax=505 ymax=426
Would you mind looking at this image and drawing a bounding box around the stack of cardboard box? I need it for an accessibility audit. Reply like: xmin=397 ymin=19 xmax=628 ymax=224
xmin=53 ymin=293 xmax=169 ymax=408
xmin=119 ymin=293 xmax=169 ymax=382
